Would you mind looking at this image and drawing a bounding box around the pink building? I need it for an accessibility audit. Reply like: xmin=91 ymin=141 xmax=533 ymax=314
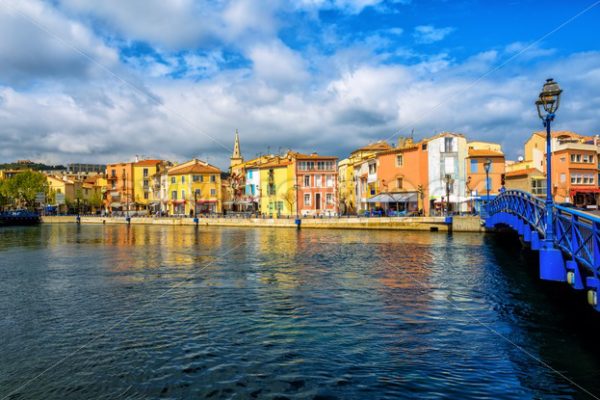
xmin=295 ymin=153 xmax=338 ymax=216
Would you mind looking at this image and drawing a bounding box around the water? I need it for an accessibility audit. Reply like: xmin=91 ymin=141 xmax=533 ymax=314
xmin=1 ymin=224 xmax=600 ymax=399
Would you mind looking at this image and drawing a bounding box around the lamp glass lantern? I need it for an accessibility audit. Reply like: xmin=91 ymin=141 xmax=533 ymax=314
xmin=535 ymin=78 xmax=562 ymax=119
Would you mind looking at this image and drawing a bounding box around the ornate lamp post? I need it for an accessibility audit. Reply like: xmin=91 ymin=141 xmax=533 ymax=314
xmin=535 ymin=78 xmax=562 ymax=244
xmin=484 ymin=158 xmax=492 ymax=214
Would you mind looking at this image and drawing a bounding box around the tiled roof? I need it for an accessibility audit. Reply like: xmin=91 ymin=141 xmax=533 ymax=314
xmin=467 ymin=149 xmax=505 ymax=157
xmin=351 ymin=141 xmax=392 ymax=153
xmin=168 ymin=161 xmax=220 ymax=175
xmin=505 ymin=168 xmax=544 ymax=178
xmin=259 ymin=160 xmax=293 ymax=169
xmin=294 ymin=153 xmax=337 ymax=160
xmin=134 ymin=159 xmax=162 ymax=166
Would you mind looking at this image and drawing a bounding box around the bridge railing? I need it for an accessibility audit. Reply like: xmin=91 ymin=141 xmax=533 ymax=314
xmin=488 ymin=190 xmax=546 ymax=235
xmin=488 ymin=191 xmax=600 ymax=307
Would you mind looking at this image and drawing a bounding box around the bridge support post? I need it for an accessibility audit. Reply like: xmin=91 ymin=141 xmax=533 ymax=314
xmin=539 ymin=243 xmax=566 ymax=282
xmin=565 ymin=260 xmax=584 ymax=290
xmin=586 ymin=278 xmax=600 ymax=311
xmin=531 ymin=231 xmax=541 ymax=250
xmin=523 ymin=225 xmax=532 ymax=243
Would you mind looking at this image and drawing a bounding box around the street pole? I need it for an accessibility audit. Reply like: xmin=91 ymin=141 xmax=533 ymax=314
xmin=544 ymin=113 xmax=554 ymax=243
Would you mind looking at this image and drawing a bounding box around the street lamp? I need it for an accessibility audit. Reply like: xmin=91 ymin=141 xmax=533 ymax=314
xmin=444 ymin=174 xmax=454 ymax=216
xmin=484 ymin=158 xmax=492 ymax=214
xmin=536 ymin=78 xmax=562 ymax=243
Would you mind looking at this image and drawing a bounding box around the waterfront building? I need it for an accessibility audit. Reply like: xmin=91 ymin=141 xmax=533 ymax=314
xmin=465 ymin=142 xmax=506 ymax=213
xmin=295 ymin=153 xmax=338 ymax=217
xmin=46 ymin=175 xmax=75 ymax=213
xmin=258 ymin=155 xmax=295 ymax=217
xmin=337 ymin=158 xmax=354 ymax=214
xmin=512 ymin=131 xmax=600 ymax=207
xmin=167 ymin=159 xmax=222 ymax=215
xmin=105 ymin=162 xmax=134 ymax=214
xmin=425 ymin=132 xmax=469 ymax=215
xmin=347 ymin=141 xmax=393 ymax=213
xmin=375 ymin=137 xmax=428 ymax=214
xmin=132 ymin=159 xmax=164 ymax=214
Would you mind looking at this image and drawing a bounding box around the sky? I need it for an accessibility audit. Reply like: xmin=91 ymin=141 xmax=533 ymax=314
xmin=1 ymin=0 xmax=600 ymax=169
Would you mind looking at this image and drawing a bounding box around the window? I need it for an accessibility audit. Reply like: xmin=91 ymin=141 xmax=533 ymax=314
xmin=304 ymin=175 xmax=310 ymax=187
xmin=111 ymin=170 xmax=116 ymax=177
xmin=444 ymin=137 xmax=454 ymax=153
xmin=422 ymin=143 xmax=427 ymax=150
xmin=368 ymin=163 xmax=376 ymax=174
xmin=267 ymin=184 xmax=276 ymax=195
xmin=396 ymin=154 xmax=403 ymax=167
xmin=181 ymin=176 xmax=185 ymax=183
xmin=193 ymin=175 xmax=202 ymax=182
xmin=304 ymin=194 xmax=311 ymax=205
xmin=181 ymin=190 xmax=186 ymax=199
xmin=317 ymin=161 xmax=325 ymax=170
xmin=143 ymin=179 xmax=149 ymax=188
xmin=248 ymin=170 xmax=253 ymax=178
xmin=111 ymin=182 xmax=116 ymax=189
xmin=143 ymin=168 xmax=148 ymax=177
xmin=326 ymin=175 xmax=333 ymax=188
xmin=211 ymin=175 xmax=216 ymax=182
xmin=171 ymin=177 xmax=176 ymax=184
xmin=470 ymin=159 xmax=478 ymax=173
xmin=307 ymin=162 xmax=314 ymax=170
xmin=560 ymin=173 xmax=566 ymax=183
xmin=298 ymin=162 xmax=307 ymax=171
xmin=210 ymin=189 xmax=216 ymax=196
xmin=315 ymin=175 xmax=322 ymax=187
xmin=195 ymin=189 xmax=201 ymax=197
xmin=171 ymin=191 xmax=177 ymax=200
xmin=326 ymin=193 xmax=333 ymax=204
xmin=397 ymin=178 xmax=403 ymax=189
xmin=144 ymin=192 xmax=149 ymax=200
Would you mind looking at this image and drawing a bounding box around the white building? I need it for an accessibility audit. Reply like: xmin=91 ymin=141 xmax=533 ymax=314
xmin=426 ymin=133 xmax=468 ymax=214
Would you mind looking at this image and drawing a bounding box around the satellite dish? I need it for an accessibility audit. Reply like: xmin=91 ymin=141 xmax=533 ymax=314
xmin=517 ymin=156 xmax=524 ymax=162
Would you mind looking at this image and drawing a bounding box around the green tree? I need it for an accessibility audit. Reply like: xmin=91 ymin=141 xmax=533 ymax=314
xmin=5 ymin=171 xmax=47 ymax=209
xmin=0 ymin=179 xmax=8 ymax=210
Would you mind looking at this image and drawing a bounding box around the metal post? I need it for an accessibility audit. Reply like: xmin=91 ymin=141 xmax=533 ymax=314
xmin=485 ymin=168 xmax=490 ymax=214
xmin=545 ymin=114 xmax=554 ymax=243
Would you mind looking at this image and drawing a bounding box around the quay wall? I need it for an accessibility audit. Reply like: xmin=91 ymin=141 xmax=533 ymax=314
xmin=41 ymin=215 xmax=484 ymax=232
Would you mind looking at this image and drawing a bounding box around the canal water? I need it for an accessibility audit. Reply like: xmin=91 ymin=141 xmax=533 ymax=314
xmin=1 ymin=224 xmax=600 ymax=399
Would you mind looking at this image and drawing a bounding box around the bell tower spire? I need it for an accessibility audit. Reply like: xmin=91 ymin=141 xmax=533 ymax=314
xmin=230 ymin=129 xmax=243 ymax=170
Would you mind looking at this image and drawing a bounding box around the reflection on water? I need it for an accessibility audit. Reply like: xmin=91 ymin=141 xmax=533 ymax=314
xmin=1 ymin=224 xmax=599 ymax=399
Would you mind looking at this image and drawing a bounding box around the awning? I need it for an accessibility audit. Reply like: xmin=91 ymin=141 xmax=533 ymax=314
xmin=196 ymin=200 xmax=216 ymax=204
xmin=367 ymin=192 xmax=418 ymax=203
xmin=570 ymin=188 xmax=600 ymax=195
xmin=433 ymin=195 xmax=471 ymax=203
xmin=110 ymin=202 xmax=122 ymax=207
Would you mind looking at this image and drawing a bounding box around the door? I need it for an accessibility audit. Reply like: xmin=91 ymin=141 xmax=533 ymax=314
xmin=315 ymin=193 xmax=321 ymax=210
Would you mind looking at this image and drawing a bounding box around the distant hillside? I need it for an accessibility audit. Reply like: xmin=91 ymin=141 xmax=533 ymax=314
xmin=0 ymin=162 xmax=66 ymax=171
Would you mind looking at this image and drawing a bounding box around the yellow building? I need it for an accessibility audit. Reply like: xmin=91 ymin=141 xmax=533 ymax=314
xmin=167 ymin=159 xmax=222 ymax=216
xmin=337 ymin=158 xmax=355 ymax=215
xmin=259 ymin=157 xmax=296 ymax=217
xmin=132 ymin=159 xmax=163 ymax=212
xmin=46 ymin=175 xmax=76 ymax=213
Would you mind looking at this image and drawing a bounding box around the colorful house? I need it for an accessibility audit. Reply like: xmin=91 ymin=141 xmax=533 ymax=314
xmin=295 ymin=153 xmax=338 ymax=217
xmin=167 ymin=159 xmax=222 ymax=215
xmin=132 ymin=159 xmax=164 ymax=213
xmin=259 ymin=156 xmax=295 ymax=217
xmin=105 ymin=162 xmax=134 ymax=214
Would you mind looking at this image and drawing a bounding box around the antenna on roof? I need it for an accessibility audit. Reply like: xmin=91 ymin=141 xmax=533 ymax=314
xmin=411 ymin=128 xmax=414 ymax=140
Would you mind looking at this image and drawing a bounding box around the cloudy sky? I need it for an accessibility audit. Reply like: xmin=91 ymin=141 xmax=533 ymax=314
xmin=1 ymin=0 xmax=600 ymax=168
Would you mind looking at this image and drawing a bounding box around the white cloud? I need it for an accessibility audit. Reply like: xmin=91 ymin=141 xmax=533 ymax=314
xmin=413 ymin=25 xmax=455 ymax=44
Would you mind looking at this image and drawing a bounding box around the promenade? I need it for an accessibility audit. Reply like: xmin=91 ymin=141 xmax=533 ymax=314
xmin=41 ymin=215 xmax=485 ymax=232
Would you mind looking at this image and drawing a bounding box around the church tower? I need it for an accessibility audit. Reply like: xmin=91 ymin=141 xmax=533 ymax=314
xmin=230 ymin=129 xmax=243 ymax=170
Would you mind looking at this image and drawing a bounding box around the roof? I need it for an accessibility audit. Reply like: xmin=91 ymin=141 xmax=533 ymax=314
xmin=134 ymin=159 xmax=162 ymax=167
xmin=505 ymin=168 xmax=544 ymax=178
xmin=467 ymin=149 xmax=505 ymax=157
xmin=532 ymin=130 xmax=594 ymax=140
xmin=351 ymin=141 xmax=392 ymax=154
xmin=168 ymin=160 xmax=220 ymax=175
xmin=259 ymin=160 xmax=293 ymax=169
xmin=294 ymin=153 xmax=337 ymax=160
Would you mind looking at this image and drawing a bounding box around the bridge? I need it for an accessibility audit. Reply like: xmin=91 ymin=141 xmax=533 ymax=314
xmin=485 ymin=190 xmax=600 ymax=312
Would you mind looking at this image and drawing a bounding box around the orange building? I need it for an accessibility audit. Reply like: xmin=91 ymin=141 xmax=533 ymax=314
xmin=105 ymin=162 xmax=134 ymax=214
xmin=375 ymin=138 xmax=428 ymax=214
xmin=465 ymin=149 xmax=505 ymax=197
xmin=548 ymin=134 xmax=600 ymax=207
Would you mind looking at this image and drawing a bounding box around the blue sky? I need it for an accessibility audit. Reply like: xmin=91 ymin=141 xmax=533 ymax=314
xmin=1 ymin=0 xmax=600 ymax=167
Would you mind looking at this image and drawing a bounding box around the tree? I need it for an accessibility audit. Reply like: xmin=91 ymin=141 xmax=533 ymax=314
xmin=4 ymin=171 xmax=46 ymax=209
xmin=0 ymin=179 xmax=8 ymax=210
xmin=280 ymin=187 xmax=297 ymax=216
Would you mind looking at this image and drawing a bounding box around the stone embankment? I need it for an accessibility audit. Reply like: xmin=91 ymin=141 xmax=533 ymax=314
xmin=42 ymin=215 xmax=484 ymax=232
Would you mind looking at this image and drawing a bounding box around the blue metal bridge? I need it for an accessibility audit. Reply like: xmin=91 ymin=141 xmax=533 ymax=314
xmin=485 ymin=190 xmax=600 ymax=312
